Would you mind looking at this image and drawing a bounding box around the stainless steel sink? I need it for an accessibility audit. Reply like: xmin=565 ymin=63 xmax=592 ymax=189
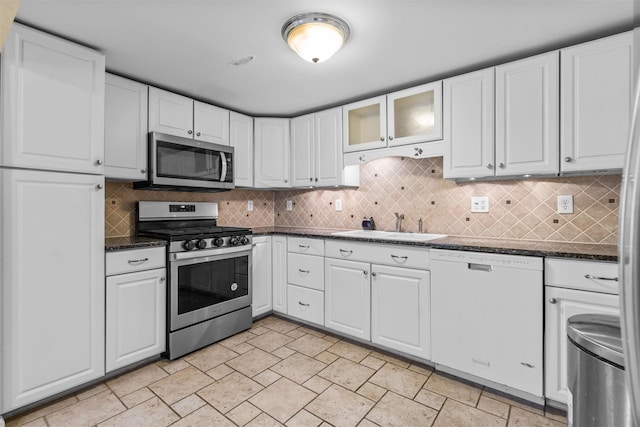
xmin=331 ymin=230 xmax=447 ymax=242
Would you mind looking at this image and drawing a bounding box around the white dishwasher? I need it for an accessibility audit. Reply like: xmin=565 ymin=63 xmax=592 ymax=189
xmin=430 ymin=249 xmax=543 ymax=400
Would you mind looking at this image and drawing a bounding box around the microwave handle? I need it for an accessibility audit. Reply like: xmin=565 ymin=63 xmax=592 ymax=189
xmin=220 ymin=153 xmax=228 ymax=182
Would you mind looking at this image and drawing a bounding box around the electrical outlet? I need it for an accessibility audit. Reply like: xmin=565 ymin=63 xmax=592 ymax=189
xmin=247 ymin=200 xmax=254 ymax=211
xmin=335 ymin=199 xmax=343 ymax=211
xmin=557 ymin=195 xmax=574 ymax=214
xmin=286 ymin=200 xmax=293 ymax=211
xmin=471 ymin=196 xmax=489 ymax=213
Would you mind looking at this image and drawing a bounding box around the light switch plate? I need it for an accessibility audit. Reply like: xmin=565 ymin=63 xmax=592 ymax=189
xmin=247 ymin=200 xmax=254 ymax=211
xmin=286 ymin=200 xmax=293 ymax=211
xmin=335 ymin=199 xmax=343 ymax=211
xmin=557 ymin=195 xmax=574 ymax=214
xmin=471 ymin=196 xmax=489 ymax=213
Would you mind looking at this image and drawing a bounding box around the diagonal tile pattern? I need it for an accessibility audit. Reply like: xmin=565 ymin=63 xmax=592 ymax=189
xmin=6 ymin=315 xmax=568 ymax=427
xmin=106 ymin=157 xmax=619 ymax=246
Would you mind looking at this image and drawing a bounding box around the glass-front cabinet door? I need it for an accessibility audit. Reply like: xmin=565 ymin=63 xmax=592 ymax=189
xmin=387 ymin=81 xmax=442 ymax=147
xmin=343 ymin=95 xmax=387 ymax=152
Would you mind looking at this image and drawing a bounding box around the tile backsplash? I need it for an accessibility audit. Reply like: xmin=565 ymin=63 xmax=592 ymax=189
xmin=106 ymin=156 xmax=620 ymax=245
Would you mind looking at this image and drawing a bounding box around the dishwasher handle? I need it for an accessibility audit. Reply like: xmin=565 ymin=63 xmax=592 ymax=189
xmin=468 ymin=263 xmax=493 ymax=272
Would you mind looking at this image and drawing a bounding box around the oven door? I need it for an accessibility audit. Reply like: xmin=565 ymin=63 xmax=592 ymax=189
xmin=169 ymin=246 xmax=251 ymax=331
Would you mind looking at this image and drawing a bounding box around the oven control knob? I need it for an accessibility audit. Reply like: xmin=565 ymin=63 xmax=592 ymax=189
xmin=240 ymin=236 xmax=250 ymax=246
xmin=183 ymin=240 xmax=196 ymax=251
xmin=212 ymin=237 xmax=224 ymax=247
xmin=196 ymin=239 xmax=207 ymax=249
xmin=229 ymin=236 xmax=241 ymax=246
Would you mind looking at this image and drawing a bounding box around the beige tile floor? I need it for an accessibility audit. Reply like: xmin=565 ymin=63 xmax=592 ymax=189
xmin=5 ymin=316 xmax=568 ymax=427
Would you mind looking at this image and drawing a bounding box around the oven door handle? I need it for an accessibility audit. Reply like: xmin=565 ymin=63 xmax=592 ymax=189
xmin=170 ymin=245 xmax=250 ymax=261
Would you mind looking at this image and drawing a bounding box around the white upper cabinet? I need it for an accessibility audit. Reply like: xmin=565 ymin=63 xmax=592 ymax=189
xmin=254 ymin=118 xmax=290 ymax=188
xmin=230 ymin=111 xmax=254 ymax=187
xmin=291 ymin=107 xmax=352 ymax=188
xmin=344 ymin=82 xmax=443 ymax=153
xmin=560 ymin=31 xmax=633 ymax=173
xmin=0 ymin=23 xmax=105 ymax=174
xmin=495 ymin=51 xmax=560 ymax=176
xmin=104 ymin=74 xmax=149 ymax=180
xmin=193 ymin=101 xmax=230 ymax=145
xmin=149 ymin=87 xmax=230 ymax=144
xmin=148 ymin=88 xmax=194 ymax=138
xmin=387 ymin=82 xmax=442 ymax=146
xmin=343 ymin=95 xmax=388 ymax=152
xmin=443 ymin=68 xmax=495 ymax=179
xmin=291 ymin=113 xmax=315 ymax=187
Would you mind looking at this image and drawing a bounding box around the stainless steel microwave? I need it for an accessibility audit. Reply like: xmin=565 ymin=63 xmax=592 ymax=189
xmin=134 ymin=132 xmax=235 ymax=192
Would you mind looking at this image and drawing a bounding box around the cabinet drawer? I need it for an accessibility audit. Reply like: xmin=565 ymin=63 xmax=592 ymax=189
xmin=106 ymin=247 xmax=165 ymax=276
xmin=288 ymin=237 xmax=324 ymax=256
xmin=287 ymin=284 xmax=324 ymax=326
xmin=545 ymin=258 xmax=619 ymax=294
xmin=325 ymin=239 xmax=430 ymax=269
xmin=287 ymin=253 xmax=324 ymax=291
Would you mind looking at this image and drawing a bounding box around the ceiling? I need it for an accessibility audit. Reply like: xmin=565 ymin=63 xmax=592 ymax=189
xmin=15 ymin=0 xmax=635 ymax=117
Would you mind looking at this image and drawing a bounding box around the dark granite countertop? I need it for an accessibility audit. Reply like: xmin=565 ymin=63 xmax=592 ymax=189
xmin=250 ymin=226 xmax=618 ymax=262
xmin=105 ymin=236 xmax=167 ymax=252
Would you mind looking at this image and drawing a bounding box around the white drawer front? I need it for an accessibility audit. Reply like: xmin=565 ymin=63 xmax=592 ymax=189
xmin=325 ymin=239 xmax=430 ymax=269
xmin=288 ymin=253 xmax=324 ymax=291
xmin=106 ymin=247 xmax=166 ymax=276
xmin=288 ymin=237 xmax=325 ymax=256
xmin=287 ymin=284 xmax=324 ymax=326
xmin=545 ymin=258 xmax=619 ymax=294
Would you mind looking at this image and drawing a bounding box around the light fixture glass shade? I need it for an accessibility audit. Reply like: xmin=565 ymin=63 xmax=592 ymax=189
xmin=282 ymin=13 xmax=350 ymax=63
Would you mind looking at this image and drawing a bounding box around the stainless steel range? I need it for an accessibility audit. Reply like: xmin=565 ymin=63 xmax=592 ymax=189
xmin=137 ymin=201 xmax=252 ymax=360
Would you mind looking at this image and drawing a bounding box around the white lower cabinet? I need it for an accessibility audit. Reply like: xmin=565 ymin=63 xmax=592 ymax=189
xmin=543 ymin=258 xmax=620 ymax=404
xmin=105 ymin=246 xmax=166 ymax=373
xmin=287 ymin=285 xmax=324 ymax=325
xmin=106 ymin=267 xmax=166 ymax=372
xmin=324 ymin=258 xmax=371 ymax=340
xmin=371 ymin=265 xmax=430 ymax=360
xmin=252 ymin=236 xmax=272 ymax=317
xmin=272 ymin=235 xmax=288 ymax=313
xmin=286 ymin=237 xmax=325 ymax=326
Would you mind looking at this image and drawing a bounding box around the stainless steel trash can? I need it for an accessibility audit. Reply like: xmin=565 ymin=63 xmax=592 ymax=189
xmin=567 ymin=314 xmax=631 ymax=427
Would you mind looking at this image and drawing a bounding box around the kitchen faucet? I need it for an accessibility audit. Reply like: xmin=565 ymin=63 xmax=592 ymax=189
xmin=394 ymin=212 xmax=404 ymax=232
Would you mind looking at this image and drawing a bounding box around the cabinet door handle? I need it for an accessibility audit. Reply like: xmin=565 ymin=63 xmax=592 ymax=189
xmin=196 ymin=132 xmax=201 ymax=136
xmin=128 ymin=258 xmax=149 ymax=265
xmin=468 ymin=263 xmax=493 ymax=272
xmin=96 ymin=184 xmax=104 ymax=190
xmin=339 ymin=249 xmax=353 ymax=256
xmin=521 ymin=362 xmax=535 ymax=368
xmin=95 ymin=159 xmax=103 ymax=166
xmin=486 ymin=163 xmax=493 ymax=170
xmin=472 ymin=358 xmax=490 ymax=367
xmin=388 ymin=136 xmax=394 ymax=141
xmin=141 ymin=168 xmax=147 ymax=174
xmin=379 ymin=136 xmax=385 ymax=141
xmin=498 ymin=162 xmax=505 ymax=169
xmin=298 ymin=301 xmax=310 ymax=307
xmin=188 ymin=130 xmax=193 ymax=135
xmin=298 ymin=244 xmax=309 ymax=250
xmin=160 ymin=277 xmax=166 ymax=282
xmin=298 ymin=269 xmax=310 ymax=274
xmin=564 ymin=156 xmax=573 ymax=162
xmin=584 ymin=274 xmax=618 ymax=281
xmin=371 ymin=272 xmax=377 ymax=277
xmin=363 ymin=270 xmax=368 ymax=276
xmin=390 ymin=254 xmax=408 ymax=262
xmin=549 ymin=298 xmax=557 ymax=304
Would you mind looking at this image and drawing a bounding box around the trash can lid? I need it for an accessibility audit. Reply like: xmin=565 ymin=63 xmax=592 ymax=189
xmin=567 ymin=313 xmax=624 ymax=368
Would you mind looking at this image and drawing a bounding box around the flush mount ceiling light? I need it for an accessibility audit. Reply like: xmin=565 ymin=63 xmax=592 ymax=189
xmin=281 ymin=12 xmax=350 ymax=63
